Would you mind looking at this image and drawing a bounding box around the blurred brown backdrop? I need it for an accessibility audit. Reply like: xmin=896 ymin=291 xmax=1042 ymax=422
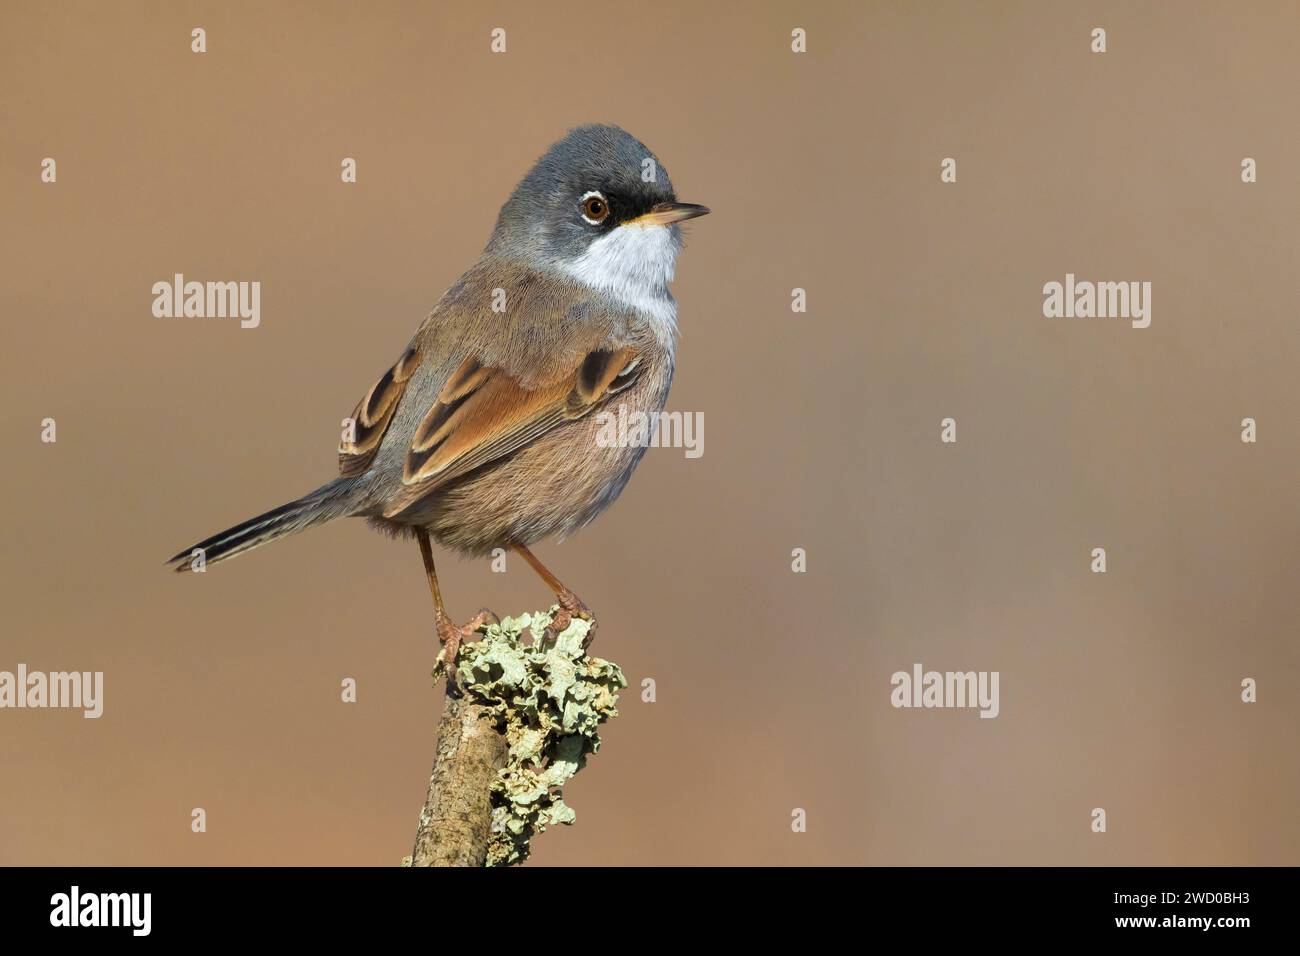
xmin=2 ymin=1 xmax=1297 ymax=866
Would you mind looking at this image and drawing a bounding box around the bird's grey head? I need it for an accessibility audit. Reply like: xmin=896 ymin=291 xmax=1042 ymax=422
xmin=486 ymin=124 xmax=708 ymax=318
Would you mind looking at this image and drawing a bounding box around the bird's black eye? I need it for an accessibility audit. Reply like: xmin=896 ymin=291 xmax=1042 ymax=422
xmin=580 ymin=191 xmax=609 ymax=225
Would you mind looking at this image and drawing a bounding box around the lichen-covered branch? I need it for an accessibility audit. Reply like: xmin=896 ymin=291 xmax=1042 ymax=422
xmin=407 ymin=609 xmax=626 ymax=868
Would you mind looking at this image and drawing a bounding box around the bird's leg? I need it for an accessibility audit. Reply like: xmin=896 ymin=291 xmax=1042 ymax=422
xmin=416 ymin=528 xmax=497 ymax=689
xmin=511 ymin=540 xmax=595 ymax=645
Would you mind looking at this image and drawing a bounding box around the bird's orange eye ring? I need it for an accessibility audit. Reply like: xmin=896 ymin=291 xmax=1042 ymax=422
xmin=580 ymin=192 xmax=609 ymax=225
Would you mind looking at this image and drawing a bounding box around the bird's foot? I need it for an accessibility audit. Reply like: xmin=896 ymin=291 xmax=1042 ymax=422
xmin=548 ymin=590 xmax=597 ymax=649
xmin=436 ymin=607 xmax=499 ymax=694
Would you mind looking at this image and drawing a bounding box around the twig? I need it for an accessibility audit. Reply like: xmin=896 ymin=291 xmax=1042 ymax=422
xmin=410 ymin=694 xmax=508 ymax=867
xmin=405 ymin=609 xmax=626 ymax=867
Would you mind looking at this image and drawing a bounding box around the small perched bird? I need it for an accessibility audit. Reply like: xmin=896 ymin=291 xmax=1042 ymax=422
xmin=169 ymin=124 xmax=708 ymax=671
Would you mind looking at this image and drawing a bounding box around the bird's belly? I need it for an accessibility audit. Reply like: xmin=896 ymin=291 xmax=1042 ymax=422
xmin=406 ymin=378 xmax=669 ymax=556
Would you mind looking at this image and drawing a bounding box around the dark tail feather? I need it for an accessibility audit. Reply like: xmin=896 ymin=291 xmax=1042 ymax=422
xmin=167 ymin=478 xmax=355 ymax=572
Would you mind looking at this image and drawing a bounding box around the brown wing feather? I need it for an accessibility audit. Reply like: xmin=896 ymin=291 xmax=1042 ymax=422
xmin=382 ymin=347 xmax=643 ymax=518
xmin=338 ymin=348 xmax=420 ymax=477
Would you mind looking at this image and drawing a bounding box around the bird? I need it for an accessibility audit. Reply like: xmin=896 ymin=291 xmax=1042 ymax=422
xmin=168 ymin=124 xmax=709 ymax=676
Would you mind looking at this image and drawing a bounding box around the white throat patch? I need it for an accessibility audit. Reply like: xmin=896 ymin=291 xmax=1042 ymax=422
xmin=560 ymin=224 xmax=679 ymax=344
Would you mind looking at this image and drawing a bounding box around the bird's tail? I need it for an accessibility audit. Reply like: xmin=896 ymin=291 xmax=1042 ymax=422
xmin=167 ymin=477 xmax=357 ymax=572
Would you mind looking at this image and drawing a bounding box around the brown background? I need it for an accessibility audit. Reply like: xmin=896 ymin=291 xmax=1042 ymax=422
xmin=2 ymin=1 xmax=1297 ymax=866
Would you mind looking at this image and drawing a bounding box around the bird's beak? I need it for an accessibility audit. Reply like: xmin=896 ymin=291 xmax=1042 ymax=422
xmin=628 ymin=202 xmax=711 ymax=227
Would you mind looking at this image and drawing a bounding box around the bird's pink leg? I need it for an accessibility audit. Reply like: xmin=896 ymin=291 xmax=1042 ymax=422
xmin=511 ymin=540 xmax=595 ymax=644
xmin=416 ymin=528 xmax=497 ymax=690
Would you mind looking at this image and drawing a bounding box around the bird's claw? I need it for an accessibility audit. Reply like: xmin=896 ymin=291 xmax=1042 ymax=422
xmin=547 ymin=590 xmax=597 ymax=649
xmin=436 ymin=608 xmax=499 ymax=693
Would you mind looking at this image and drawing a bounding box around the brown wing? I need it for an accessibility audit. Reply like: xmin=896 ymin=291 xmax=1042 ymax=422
xmin=381 ymin=347 xmax=644 ymax=518
xmin=338 ymin=348 xmax=421 ymax=477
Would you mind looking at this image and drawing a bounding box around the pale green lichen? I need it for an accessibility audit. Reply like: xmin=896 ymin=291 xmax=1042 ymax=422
xmin=432 ymin=609 xmax=626 ymax=867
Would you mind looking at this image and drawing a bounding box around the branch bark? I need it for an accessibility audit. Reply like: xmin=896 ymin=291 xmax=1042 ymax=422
xmin=406 ymin=610 xmax=623 ymax=867
xmin=410 ymin=692 xmax=507 ymax=867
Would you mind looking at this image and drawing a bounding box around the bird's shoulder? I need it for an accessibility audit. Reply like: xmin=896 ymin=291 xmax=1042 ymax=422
xmin=337 ymin=256 xmax=668 ymax=479
xmin=411 ymin=255 xmax=659 ymax=386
